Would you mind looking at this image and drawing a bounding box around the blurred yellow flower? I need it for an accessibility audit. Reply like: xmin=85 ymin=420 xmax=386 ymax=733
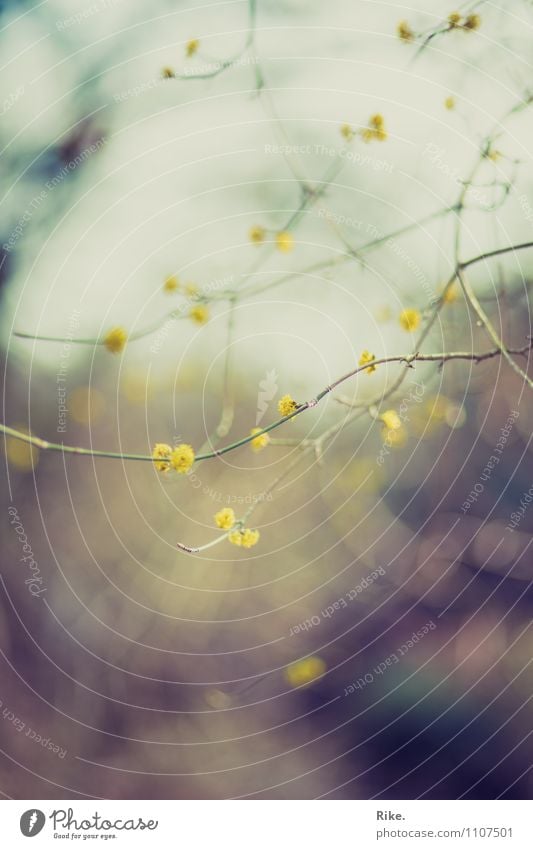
xmin=399 ymin=308 xmax=421 ymax=332
xmin=103 ymin=326 xmax=127 ymax=354
xmin=380 ymin=409 xmax=402 ymax=431
xmin=186 ymin=39 xmax=199 ymax=57
xmin=340 ymin=123 xmax=354 ymax=140
xmin=68 ymin=386 xmax=105 ymax=426
xmin=5 ymin=426 xmax=39 ymax=472
xmin=189 ymin=305 xmax=209 ymax=325
xmin=359 ymin=350 xmax=377 ymax=374
xmin=448 ymin=11 xmax=462 ymax=27
xmin=214 ymin=508 xmax=235 ymax=530
xmin=152 ymin=442 xmax=172 ymax=472
xmin=276 ymin=231 xmax=294 ymax=252
xmin=120 ymin=370 xmax=153 ymax=404
xmin=170 ymin=443 xmax=195 ymax=473
xmin=375 ymin=304 xmax=392 ymax=323
xmin=397 ymin=20 xmax=414 ymax=42
xmin=204 ymin=688 xmax=232 ymax=709
xmin=278 ymin=394 xmax=298 ymax=417
xmin=161 ymin=67 xmax=175 ymax=79
xmin=362 ymin=113 xmax=387 ymax=142
xmin=249 ymin=225 xmax=265 ymax=244
xmin=285 ymin=656 xmax=326 ymax=688
xmin=382 ymin=425 xmax=408 ymax=447
xmin=250 ymin=427 xmax=270 ymax=451
xmin=163 ymin=275 xmax=179 ymax=293
xmin=464 ymin=13 xmax=481 ymax=30
xmin=444 ymin=95 xmax=455 ymax=110
xmin=442 ymin=282 xmax=460 ymax=303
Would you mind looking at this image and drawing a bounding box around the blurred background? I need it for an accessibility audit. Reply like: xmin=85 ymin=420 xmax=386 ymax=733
xmin=1 ymin=0 xmax=533 ymax=799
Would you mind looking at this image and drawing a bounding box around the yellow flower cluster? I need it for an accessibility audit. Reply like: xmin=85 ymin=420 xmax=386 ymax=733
xmin=186 ymin=39 xmax=199 ymax=57
xmin=278 ymin=394 xmax=298 ymax=417
xmin=249 ymin=225 xmax=265 ymax=244
xmin=359 ymin=350 xmax=377 ymax=374
xmin=171 ymin=443 xmax=195 ymax=473
xmin=399 ymin=308 xmax=421 ymax=332
xmin=448 ymin=11 xmax=481 ymax=30
xmin=228 ymin=528 xmax=260 ymax=548
xmin=340 ymin=123 xmax=354 ymax=141
xmin=397 ymin=20 xmax=414 ymax=42
xmin=362 ymin=113 xmax=387 ymax=143
xmin=250 ymin=427 xmax=270 ymax=451
xmin=189 ymin=305 xmax=209 ymax=325
xmin=380 ymin=409 xmax=402 ymax=431
xmin=276 ymin=231 xmax=294 ymax=252
xmin=152 ymin=442 xmax=172 ymax=472
xmin=444 ymin=95 xmax=455 ymax=110
xmin=163 ymin=275 xmax=179 ymax=293
xmin=214 ymin=508 xmax=235 ymax=530
xmin=103 ymin=326 xmax=128 ymax=354
xmin=380 ymin=410 xmax=407 ymax=447
xmin=153 ymin=442 xmax=195 ymax=474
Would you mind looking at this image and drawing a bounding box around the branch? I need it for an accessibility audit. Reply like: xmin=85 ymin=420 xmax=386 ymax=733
xmin=3 ymin=341 xmax=531 ymax=467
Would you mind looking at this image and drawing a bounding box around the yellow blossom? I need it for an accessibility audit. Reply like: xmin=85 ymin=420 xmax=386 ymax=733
xmin=228 ymin=530 xmax=242 ymax=546
xmin=362 ymin=113 xmax=387 ymax=142
xmin=250 ymin=427 xmax=270 ymax=451
xmin=380 ymin=409 xmax=402 ymax=431
xmin=399 ymin=308 xmax=421 ymax=332
xmin=340 ymin=123 xmax=354 ymax=140
xmin=241 ymin=529 xmax=260 ymax=548
xmin=487 ymin=148 xmax=502 ymax=162
xmin=103 ymin=326 xmax=127 ymax=354
xmin=161 ymin=66 xmax=175 ymax=79
xmin=359 ymin=350 xmax=377 ymax=374
xmin=228 ymin=528 xmax=260 ymax=548
xmin=170 ymin=443 xmax=195 ymax=473
xmin=152 ymin=442 xmax=172 ymax=472
xmin=185 ymin=283 xmax=199 ymax=297
xmin=214 ymin=507 xmax=236 ymax=530
xmin=381 ymin=408 xmax=407 ymax=447
xmin=285 ymin=656 xmax=326 ymax=688
xmin=189 ymin=305 xmax=209 ymax=324
xmin=463 ymin=13 xmax=481 ymax=30
xmin=397 ymin=20 xmax=414 ymax=42
xmin=163 ymin=275 xmax=179 ymax=293
xmin=448 ymin=11 xmax=462 ymax=27
xmin=249 ymin=225 xmax=265 ymax=244
xmin=278 ymin=394 xmax=298 ymax=417
xmin=276 ymin=231 xmax=294 ymax=252
xmin=186 ymin=39 xmax=199 ymax=57
xmin=444 ymin=95 xmax=455 ymax=110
